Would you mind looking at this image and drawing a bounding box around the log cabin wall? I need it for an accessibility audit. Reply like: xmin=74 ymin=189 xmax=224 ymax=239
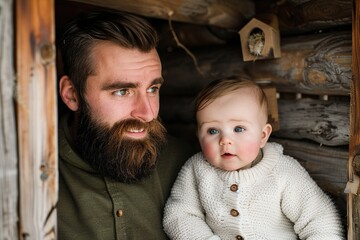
xmin=53 ymin=0 xmax=355 ymax=238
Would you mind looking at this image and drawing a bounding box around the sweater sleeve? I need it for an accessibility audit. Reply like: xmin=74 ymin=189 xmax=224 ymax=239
xmin=163 ymin=154 xmax=221 ymax=240
xmin=279 ymin=156 xmax=344 ymax=240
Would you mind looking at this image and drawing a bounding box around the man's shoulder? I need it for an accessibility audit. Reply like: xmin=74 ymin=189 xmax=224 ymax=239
xmin=156 ymin=135 xmax=199 ymax=193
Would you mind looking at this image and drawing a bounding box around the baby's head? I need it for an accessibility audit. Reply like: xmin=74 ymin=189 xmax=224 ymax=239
xmin=194 ymin=76 xmax=272 ymax=171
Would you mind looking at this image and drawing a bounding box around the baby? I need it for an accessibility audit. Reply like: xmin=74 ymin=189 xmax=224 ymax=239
xmin=163 ymin=76 xmax=343 ymax=239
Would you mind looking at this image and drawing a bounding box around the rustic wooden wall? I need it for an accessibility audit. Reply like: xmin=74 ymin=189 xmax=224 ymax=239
xmin=16 ymin=0 xmax=58 ymax=239
xmin=0 ymin=0 xmax=18 ymax=239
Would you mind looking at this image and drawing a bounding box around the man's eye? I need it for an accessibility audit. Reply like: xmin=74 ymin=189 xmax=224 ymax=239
xmin=114 ymin=89 xmax=129 ymax=96
xmin=234 ymin=126 xmax=244 ymax=133
xmin=208 ymin=128 xmax=219 ymax=135
xmin=147 ymin=86 xmax=160 ymax=94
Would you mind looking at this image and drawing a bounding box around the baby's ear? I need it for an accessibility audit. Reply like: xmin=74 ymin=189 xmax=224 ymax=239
xmin=260 ymin=123 xmax=272 ymax=147
xmin=59 ymin=75 xmax=79 ymax=111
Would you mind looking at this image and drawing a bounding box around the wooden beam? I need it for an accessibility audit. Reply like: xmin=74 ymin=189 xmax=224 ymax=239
xmin=0 ymin=0 xmax=18 ymax=239
xmin=65 ymin=0 xmax=255 ymax=29
xmin=159 ymin=31 xmax=352 ymax=97
xmin=348 ymin=0 xmax=360 ymax=239
xmin=254 ymin=0 xmax=352 ymax=35
xmin=16 ymin=0 xmax=58 ymax=239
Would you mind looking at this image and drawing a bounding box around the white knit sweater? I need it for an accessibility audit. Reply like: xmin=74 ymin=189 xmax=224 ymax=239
xmin=163 ymin=142 xmax=343 ymax=240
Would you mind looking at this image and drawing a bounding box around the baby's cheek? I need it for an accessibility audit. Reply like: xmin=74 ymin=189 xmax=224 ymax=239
xmin=201 ymin=143 xmax=216 ymax=160
xmin=244 ymin=142 xmax=262 ymax=158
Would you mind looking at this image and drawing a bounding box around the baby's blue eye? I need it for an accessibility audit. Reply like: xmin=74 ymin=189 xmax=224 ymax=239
xmin=234 ymin=126 xmax=244 ymax=133
xmin=208 ymin=128 xmax=219 ymax=135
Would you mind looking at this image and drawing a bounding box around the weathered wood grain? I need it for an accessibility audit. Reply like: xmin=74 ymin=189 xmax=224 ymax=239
xmin=254 ymin=0 xmax=352 ymax=35
xmin=159 ymin=31 xmax=351 ymax=96
xmin=16 ymin=0 xmax=58 ymax=239
xmin=274 ymin=98 xmax=350 ymax=146
xmin=66 ymin=0 xmax=255 ymax=29
xmin=0 ymin=0 xmax=18 ymax=239
xmin=348 ymin=0 xmax=360 ymax=239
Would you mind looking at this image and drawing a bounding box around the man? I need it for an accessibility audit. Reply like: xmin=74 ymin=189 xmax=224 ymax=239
xmin=57 ymin=10 xmax=195 ymax=239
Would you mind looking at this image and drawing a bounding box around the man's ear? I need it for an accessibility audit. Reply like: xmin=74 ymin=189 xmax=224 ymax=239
xmin=59 ymin=75 xmax=79 ymax=111
xmin=260 ymin=123 xmax=272 ymax=148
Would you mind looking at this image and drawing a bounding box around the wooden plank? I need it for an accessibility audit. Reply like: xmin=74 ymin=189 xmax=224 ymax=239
xmin=0 ymin=0 xmax=18 ymax=239
xmin=274 ymin=98 xmax=349 ymax=146
xmin=16 ymin=0 xmax=58 ymax=239
xmin=65 ymin=0 xmax=255 ymax=29
xmin=159 ymin=31 xmax=352 ymax=97
xmin=254 ymin=0 xmax=352 ymax=35
xmin=348 ymin=0 xmax=360 ymax=239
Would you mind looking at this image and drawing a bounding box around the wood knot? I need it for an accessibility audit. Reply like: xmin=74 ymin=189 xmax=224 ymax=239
xmin=40 ymin=43 xmax=55 ymax=64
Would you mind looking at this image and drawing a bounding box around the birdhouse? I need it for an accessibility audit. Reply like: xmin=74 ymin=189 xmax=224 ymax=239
xmin=239 ymin=14 xmax=281 ymax=61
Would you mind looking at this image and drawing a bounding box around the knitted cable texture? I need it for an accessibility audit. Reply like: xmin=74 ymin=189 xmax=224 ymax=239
xmin=163 ymin=142 xmax=344 ymax=240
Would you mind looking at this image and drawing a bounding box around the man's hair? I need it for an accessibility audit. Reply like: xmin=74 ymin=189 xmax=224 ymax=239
xmin=194 ymin=76 xmax=268 ymax=118
xmin=59 ymin=10 xmax=159 ymax=99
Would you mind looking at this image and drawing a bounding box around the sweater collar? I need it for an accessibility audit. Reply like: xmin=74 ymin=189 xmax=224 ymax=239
xmin=215 ymin=142 xmax=283 ymax=183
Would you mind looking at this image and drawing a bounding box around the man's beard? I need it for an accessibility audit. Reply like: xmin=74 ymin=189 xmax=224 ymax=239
xmin=75 ymin=107 xmax=167 ymax=183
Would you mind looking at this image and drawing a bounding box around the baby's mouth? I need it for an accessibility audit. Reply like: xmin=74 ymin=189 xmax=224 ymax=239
xmin=222 ymin=152 xmax=235 ymax=157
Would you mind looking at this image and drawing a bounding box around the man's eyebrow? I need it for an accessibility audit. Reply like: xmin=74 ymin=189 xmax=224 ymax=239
xmin=101 ymin=77 xmax=164 ymax=90
xmin=102 ymin=82 xmax=137 ymax=90
xmin=152 ymin=77 xmax=164 ymax=85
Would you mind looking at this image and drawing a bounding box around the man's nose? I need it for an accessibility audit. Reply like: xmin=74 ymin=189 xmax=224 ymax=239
xmin=131 ymin=93 xmax=157 ymax=122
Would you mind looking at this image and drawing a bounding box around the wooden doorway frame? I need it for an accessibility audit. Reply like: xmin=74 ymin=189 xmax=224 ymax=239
xmin=16 ymin=0 xmax=58 ymax=239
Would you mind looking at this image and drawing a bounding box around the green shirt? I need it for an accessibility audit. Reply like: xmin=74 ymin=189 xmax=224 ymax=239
xmin=58 ymin=114 xmax=195 ymax=239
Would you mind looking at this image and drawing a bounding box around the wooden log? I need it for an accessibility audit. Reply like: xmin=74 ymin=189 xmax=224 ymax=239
xmin=255 ymin=0 xmax=352 ymax=35
xmin=65 ymin=0 xmax=255 ymax=29
xmin=348 ymin=0 xmax=360 ymax=239
xmin=0 ymin=0 xmax=18 ymax=239
xmin=274 ymin=98 xmax=349 ymax=146
xmin=159 ymin=31 xmax=351 ymax=96
xmin=16 ymin=0 xmax=58 ymax=239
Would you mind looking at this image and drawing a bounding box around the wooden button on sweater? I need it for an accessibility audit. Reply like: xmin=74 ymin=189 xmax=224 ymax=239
xmin=230 ymin=184 xmax=238 ymax=192
xmin=230 ymin=209 xmax=239 ymax=217
xmin=235 ymin=235 xmax=243 ymax=240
